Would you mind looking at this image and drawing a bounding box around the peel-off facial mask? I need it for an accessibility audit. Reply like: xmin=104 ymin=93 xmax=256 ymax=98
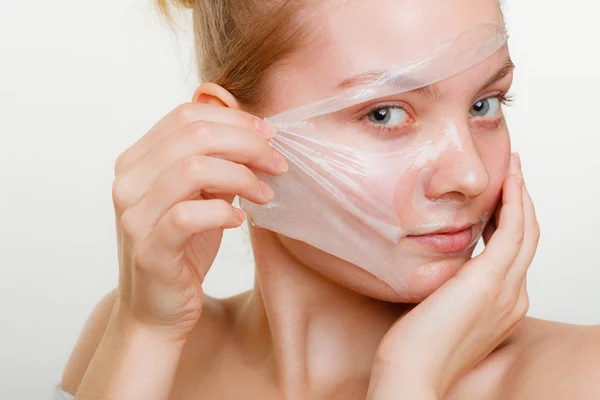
xmin=240 ymin=23 xmax=508 ymax=293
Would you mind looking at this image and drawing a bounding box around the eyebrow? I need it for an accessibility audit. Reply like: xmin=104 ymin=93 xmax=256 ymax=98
xmin=334 ymin=57 xmax=516 ymax=98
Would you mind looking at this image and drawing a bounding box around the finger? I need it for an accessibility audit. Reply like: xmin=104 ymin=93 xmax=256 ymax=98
xmin=470 ymin=155 xmax=524 ymax=275
xmin=482 ymin=218 xmax=496 ymax=246
xmin=482 ymin=194 xmax=502 ymax=246
xmin=135 ymin=199 xmax=244 ymax=274
xmin=506 ymin=176 xmax=539 ymax=285
xmin=493 ymin=198 xmax=502 ymax=230
xmin=124 ymin=155 xmax=272 ymax=240
xmin=114 ymin=102 xmax=273 ymax=175
xmin=112 ymin=120 xmax=286 ymax=211
xmin=519 ymin=275 xmax=528 ymax=300
xmin=483 ymin=278 xmax=529 ymax=358
xmin=502 ymin=277 xmax=529 ymax=331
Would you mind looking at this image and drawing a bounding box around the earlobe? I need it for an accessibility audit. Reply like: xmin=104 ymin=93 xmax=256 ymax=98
xmin=192 ymin=82 xmax=241 ymax=109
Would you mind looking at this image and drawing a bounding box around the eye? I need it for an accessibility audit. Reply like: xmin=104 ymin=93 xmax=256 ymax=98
xmin=469 ymin=97 xmax=501 ymax=118
xmin=365 ymin=106 xmax=410 ymax=126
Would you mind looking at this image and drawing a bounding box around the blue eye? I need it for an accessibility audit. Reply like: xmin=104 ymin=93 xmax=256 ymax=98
xmin=366 ymin=106 xmax=409 ymax=126
xmin=469 ymin=97 xmax=501 ymax=118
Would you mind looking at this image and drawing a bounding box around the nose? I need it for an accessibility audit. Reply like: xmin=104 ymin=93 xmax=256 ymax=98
xmin=424 ymin=123 xmax=490 ymax=202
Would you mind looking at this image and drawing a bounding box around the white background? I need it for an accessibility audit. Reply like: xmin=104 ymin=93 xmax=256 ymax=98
xmin=1 ymin=0 xmax=599 ymax=398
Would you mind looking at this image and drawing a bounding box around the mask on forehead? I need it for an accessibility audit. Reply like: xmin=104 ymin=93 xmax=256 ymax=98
xmin=240 ymin=23 xmax=509 ymax=293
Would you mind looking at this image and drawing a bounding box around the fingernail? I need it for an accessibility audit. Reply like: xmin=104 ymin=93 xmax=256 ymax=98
xmin=259 ymin=181 xmax=274 ymax=201
xmin=273 ymin=150 xmax=289 ymax=173
xmin=254 ymin=118 xmax=274 ymax=138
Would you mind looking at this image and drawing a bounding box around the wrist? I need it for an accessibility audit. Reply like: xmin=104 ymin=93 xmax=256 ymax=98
xmin=368 ymin=380 xmax=438 ymax=400
xmin=75 ymin=304 xmax=187 ymax=399
xmin=368 ymin=361 xmax=439 ymax=400
xmin=112 ymin=297 xmax=194 ymax=346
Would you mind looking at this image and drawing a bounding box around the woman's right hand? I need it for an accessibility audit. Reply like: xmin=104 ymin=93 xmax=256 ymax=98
xmin=111 ymin=101 xmax=288 ymax=341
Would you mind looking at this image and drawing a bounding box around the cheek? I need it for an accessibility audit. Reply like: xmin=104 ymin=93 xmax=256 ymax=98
xmin=480 ymin=132 xmax=511 ymax=189
xmin=390 ymin=168 xmax=423 ymax=227
xmin=475 ymin=131 xmax=512 ymax=212
xmin=382 ymin=132 xmax=512 ymax=225
xmin=351 ymin=162 xmax=422 ymax=230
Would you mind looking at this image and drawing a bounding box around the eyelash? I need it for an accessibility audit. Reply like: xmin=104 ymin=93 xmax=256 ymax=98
xmin=360 ymin=92 xmax=515 ymax=136
xmin=500 ymin=92 xmax=515 ymax=106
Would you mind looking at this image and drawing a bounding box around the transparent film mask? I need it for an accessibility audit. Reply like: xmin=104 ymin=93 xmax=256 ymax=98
xmin=240 ymin=23 xmax=508 ymax=293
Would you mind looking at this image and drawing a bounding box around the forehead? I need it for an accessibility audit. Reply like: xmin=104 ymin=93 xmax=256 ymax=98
xmin=264 ymin=0 xmax=504 ymax=115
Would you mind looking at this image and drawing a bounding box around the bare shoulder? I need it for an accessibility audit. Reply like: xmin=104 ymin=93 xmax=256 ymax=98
xmin=60 ymin=289 xmax=119 ymax=394
xmin=448 ymin=317 xmax=600 ymax=400
xmin=503 ymin=316 xmax=600 ymax=399
xmin=60 ymin=289 xmax=247 ymax=395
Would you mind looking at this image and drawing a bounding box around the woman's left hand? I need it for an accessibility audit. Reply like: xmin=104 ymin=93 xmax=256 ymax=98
xmin=367 ymin=153 xmax=539 ymax=400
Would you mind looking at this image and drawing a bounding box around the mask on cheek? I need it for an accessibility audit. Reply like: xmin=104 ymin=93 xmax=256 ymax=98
xmin=240 ymin=23 xmax=507 ymax=293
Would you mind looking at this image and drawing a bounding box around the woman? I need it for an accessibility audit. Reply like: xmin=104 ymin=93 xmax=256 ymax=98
xmin=57 ymin=0 xmax=600 ymax=398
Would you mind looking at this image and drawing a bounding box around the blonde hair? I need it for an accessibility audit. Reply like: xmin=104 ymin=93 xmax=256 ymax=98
xmin=156 ymin=0 xmax=313 ymax=111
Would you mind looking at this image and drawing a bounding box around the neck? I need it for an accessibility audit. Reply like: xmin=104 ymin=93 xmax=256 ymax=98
xmin=234 ymin=226 xmax=410 ymax=399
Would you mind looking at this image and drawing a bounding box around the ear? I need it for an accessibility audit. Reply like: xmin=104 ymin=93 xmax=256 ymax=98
xmin=191 ymin=82 xmax=241 ymax=109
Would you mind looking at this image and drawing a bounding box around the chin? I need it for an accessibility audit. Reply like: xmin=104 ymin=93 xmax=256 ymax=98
xmin=278 ymin=234 xmax=476 ymax=304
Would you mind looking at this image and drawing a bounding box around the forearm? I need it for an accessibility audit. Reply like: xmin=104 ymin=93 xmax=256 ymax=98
xmin=75 ymin=308 xmax=185 ymax=400
xmin=367 ymin=382 xmax=438 ymax=400
xmin=367 ymin=365 xmax=439 ymax=400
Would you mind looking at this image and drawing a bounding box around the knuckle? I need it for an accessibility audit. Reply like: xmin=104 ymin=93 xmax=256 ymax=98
xmin=245 ymin=134 xmax=266 ymax=153
xmin=244 ymin=114 xmax=260 ymax=133
xmin=510 ymin=295 xmax=529 ymax=321
xmin=372 ymin=340 xmax=403 ymax=368
xmin=131 ymin=241 xmax=151 ymax=270
xmin=114 ymin=153 xmax=128 ymax=175
xmin=518 ymin=294 xmax=530 ymax=318
xmin=516 ymin=290 xmax=531 ymax=315
xmin=372 ymin=342 xmax=395 ymax=367
xmin=212 ymin=198 xmax=231 ymax=215
xmin=181 ymin=156 xmax=206 ymax=183
xmin=241 ymin=165 xmax=259 ymax=189
xmin=173 ymin=102 xmax=198 ymax=124
xmin=499 ymin=288 xmax=519 ymax=312
xmin=112 ymin=177 xmax=131 ymax=210
xmin=190 ymin=119 xmax=211 ymax=136
xmin=119 ymin=210 xmax=138 ymax=240
xmin=171 ymin=203 xmax=193 ymax=231
xmin=516 ymin=300 xmax=529 ymax=320
xmin=213 ymin=198 xmax=230 ymax=210
xmin=373 ymin=353 xmax=391 ymax=369
xmin=189 ymin=120 xmax=212 ymax=148
xmin=247 ymin=139 xmax=272 ymax=166
xmin=213 ymin=200 xmax=235 ymax=227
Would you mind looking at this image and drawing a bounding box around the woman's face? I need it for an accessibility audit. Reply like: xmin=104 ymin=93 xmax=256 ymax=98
xmin=258 ymin=0 xmax=513 ymax=302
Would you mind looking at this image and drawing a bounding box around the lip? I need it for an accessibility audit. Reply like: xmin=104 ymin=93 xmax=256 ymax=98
xmin=407 ymin=224 xmax=475 ymax=254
